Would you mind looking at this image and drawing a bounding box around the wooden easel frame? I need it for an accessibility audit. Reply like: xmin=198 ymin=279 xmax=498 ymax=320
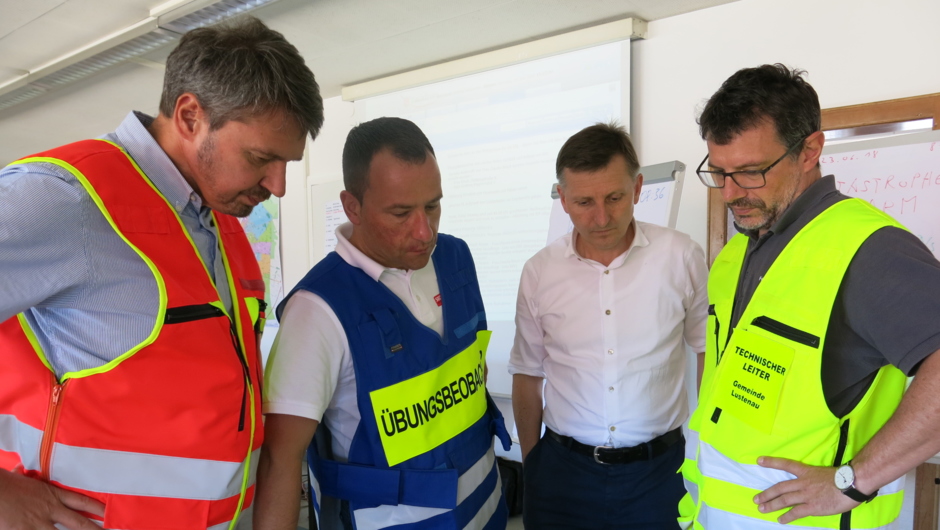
xmin=705 ymin=92 xmax=940 ymax=529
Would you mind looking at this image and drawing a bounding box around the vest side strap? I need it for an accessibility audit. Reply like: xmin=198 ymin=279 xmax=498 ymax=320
xmin=315 ymin=458 xmax=459 ymax=509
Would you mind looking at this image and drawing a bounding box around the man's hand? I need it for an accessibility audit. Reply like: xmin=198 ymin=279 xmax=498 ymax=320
xmin=753 ymin=456 xmax=859 ymax=524
xmin=0 ymin=467 xmax=105 ymax=530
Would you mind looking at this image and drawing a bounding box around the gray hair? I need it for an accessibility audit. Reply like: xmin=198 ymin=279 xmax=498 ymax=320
xmin=159 ymin=16 xmax=324 ymax=138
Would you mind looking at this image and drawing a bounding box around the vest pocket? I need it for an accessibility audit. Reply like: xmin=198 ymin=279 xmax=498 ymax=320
xmin=164 ymin=303 xmax=249 ymax=432
xmin=164 ymin=304 xmax=226 ymax=324
xmin=750 ymin=316 xmax=820 ymax=348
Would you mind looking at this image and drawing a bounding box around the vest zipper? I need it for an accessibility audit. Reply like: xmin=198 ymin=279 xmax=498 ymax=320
xmin=39 ymin=380 xmax=67 ymax=481
xmin=229 ymin=323 xmax=250 ymax=432
xmin=833 ymin=419 xmax=850 ymax=466
xmin=708 ymin=304 xmax=720 ymax=364
xmin=254 ymin=299 xmax=266 ymax=397
xmin=708 ymin=304 xmax=723 ymax=424
xmin=834 ymin=419 xmax=852 ymax=529
xmin=750 ymin=316 xmax=820 ymax=348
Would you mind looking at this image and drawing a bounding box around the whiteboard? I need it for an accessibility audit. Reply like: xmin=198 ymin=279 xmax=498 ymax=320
xmin=821 ymin=129 xmax=940 ymax=257
xmin=547 ymin=160 xmax=686 ymax=244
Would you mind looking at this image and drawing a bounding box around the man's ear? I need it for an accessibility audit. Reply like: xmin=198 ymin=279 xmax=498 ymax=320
xmin=172 ymin=93 xmax=208 ymax=143
xmin=556 ymin=183 xmax=570 ymax=214
xmin=633 ymin=173 xmax=644 ymax=205
xmin=801 ymin=130 xmax=825 ymax=171
xmin=340 ymin=190 xmax=362 ymax=225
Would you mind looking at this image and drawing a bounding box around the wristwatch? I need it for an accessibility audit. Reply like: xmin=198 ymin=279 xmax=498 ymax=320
xmin=834 ymin=464 xmax=878 ymax=503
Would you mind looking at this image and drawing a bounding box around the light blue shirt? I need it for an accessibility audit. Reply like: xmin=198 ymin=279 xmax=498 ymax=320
xmin=0 ymin=111 xmax=233 ymax=377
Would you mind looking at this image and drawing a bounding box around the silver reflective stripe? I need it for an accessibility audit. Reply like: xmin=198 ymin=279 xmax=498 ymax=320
xmin=698 ymin=502 xmax=897 ymax=530
xmin=684 ymin=426 xmax=698 ymax=461
xmin=699 ymin=442 xmax=796 ymax=491
xmin=308 ymin=463 xmax=321 ymax=510
xmin=0 ymin=414 xmax=42 ymax=470
xmin=354 ymin=504 xmax=447 ymax=529
xmin=880 ymin=475 xmax=905 ymax=495
xmin=59 ymin=517 xmax=236 ymax=530
xmin=51 ymin=444 xmax=260 ymax=500
xmin=458 ymin=447 xmax=496 ymax=504
xmin=208 ymin=520 xmax=234 ymax=530
xmin=699 ymin=442 xmax=905 ymax=497
xmin=352 ymin=448 xmax=499 ymax=530
xmin=461 ymin=470 xmax=501 ymax=530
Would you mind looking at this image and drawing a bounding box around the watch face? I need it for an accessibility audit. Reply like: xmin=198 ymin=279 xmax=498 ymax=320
xmin=835 ymin=465 xmax=855 ymax=490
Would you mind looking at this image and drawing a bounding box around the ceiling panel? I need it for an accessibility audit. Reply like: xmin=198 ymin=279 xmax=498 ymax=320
xmin=0 ymin=0 xmax=738 ymax=163
xmin=257 ymin=0 xmax=737 ymax=97
xmin=0 ymin=0 xmax=67 ymax=39
xmin=0 ymin=0 xmax=155 ymax=71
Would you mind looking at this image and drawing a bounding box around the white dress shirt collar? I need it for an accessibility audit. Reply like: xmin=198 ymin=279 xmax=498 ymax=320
xmin=334 ymin=223 xmax=390 ymax=282
xmin=332 ymin=222 xmax=444 ymax=337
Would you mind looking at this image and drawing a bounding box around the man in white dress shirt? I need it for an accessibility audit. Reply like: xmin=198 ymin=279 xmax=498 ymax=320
xmin=510 ymin=122 xmax=709 ymax=529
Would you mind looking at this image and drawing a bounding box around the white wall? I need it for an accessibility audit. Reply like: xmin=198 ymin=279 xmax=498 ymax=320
xmin=287 ymin=0 xmax=940 ymax=271
xmin=280 ymin=96 xmax=355 ymax=289
xmin=631 ymin=0 xmax=940 ymax=250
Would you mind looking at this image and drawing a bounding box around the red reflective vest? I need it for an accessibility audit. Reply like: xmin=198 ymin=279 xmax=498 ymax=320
xmin=0 ymin=139 xmax=265 ymax=530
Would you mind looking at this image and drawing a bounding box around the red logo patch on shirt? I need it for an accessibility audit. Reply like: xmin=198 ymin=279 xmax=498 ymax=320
xmin=434 ymin=293 xmax=443 ymax=307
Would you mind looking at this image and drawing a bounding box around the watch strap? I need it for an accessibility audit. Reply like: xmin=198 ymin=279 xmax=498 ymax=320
xmin=841 ymin=486 xmax=879 ymax=503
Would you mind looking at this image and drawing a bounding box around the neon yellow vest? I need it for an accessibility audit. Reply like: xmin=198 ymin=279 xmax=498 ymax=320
xmin=681 ymin=199 xmax=908 ymax=529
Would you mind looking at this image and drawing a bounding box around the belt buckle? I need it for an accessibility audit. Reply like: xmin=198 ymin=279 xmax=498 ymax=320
xmin=593 ymin=445 xmax=611 ymax=465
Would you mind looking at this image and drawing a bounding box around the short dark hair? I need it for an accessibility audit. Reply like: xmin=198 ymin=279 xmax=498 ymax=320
xmin=698 ymin=63 xmax=820 ymax=150
xmin=555 ymin=121 xmax=640 ymax=185
xmin=342 ymin=117 xmax=435 ymax=201
xmin=159 ymin=16 xmax=324 ymax=139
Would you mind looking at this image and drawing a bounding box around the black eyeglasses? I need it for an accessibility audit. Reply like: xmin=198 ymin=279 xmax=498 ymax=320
xmin=696 ymin=137 xmax=806 ymax=189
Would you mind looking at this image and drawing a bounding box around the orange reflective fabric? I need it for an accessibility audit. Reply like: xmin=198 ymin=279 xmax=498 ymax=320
xmin=0 ymin=318 xmax=55 ymax=442
xmin=0 ymin=140 xmax=264 ymax=529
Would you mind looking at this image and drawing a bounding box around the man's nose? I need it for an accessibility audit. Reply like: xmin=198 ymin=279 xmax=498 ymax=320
xmin=411 ymin=210 xmax=433 ymax=242
xmin=260 ymin=162 xmax=288 ymax=198
xmin=593 ymin=205 xmax=611 ymax=227
xmin=720 ymin=175 xmax=746 ymax=204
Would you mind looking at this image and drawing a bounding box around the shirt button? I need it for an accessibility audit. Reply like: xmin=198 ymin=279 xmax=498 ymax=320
xmin=604 ymin=270 xmax=610 ymax=275
xmin=605 ymin=309 xmax=611 ymax=315
xmin=609 ymin=426 xmax=616 ymax=432
xmin=607 ymin=349 xmax=613 ymax=355
xmin=608 ymin=386 xmax=614 ymax=392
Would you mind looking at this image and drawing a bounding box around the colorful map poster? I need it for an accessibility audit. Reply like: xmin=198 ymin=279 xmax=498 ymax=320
xmin=239 ymin=197 xmax=283 ymax=321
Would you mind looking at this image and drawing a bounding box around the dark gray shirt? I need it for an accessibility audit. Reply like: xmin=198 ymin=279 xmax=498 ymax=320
xmin=730 ymin=176 xmax=940 ymax=416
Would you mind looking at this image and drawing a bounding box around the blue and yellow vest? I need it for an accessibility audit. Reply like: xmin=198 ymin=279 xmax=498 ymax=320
xmin=279 ymin=234 xmax=510 ymax=530
xmin=680 ymin=199 xmax=908 ymax=530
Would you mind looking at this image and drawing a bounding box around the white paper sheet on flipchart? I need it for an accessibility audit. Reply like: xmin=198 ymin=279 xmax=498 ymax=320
xmin=324 ymin=199 xmax=348 ymax=254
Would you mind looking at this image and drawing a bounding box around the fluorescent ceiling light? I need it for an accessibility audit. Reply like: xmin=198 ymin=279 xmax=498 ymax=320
xmin=0 ymin=0 xmax=282 ymax=112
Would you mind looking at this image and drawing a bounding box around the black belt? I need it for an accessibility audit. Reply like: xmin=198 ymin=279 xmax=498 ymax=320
xmin=545 ymin=427 xmax=683 ymax=465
